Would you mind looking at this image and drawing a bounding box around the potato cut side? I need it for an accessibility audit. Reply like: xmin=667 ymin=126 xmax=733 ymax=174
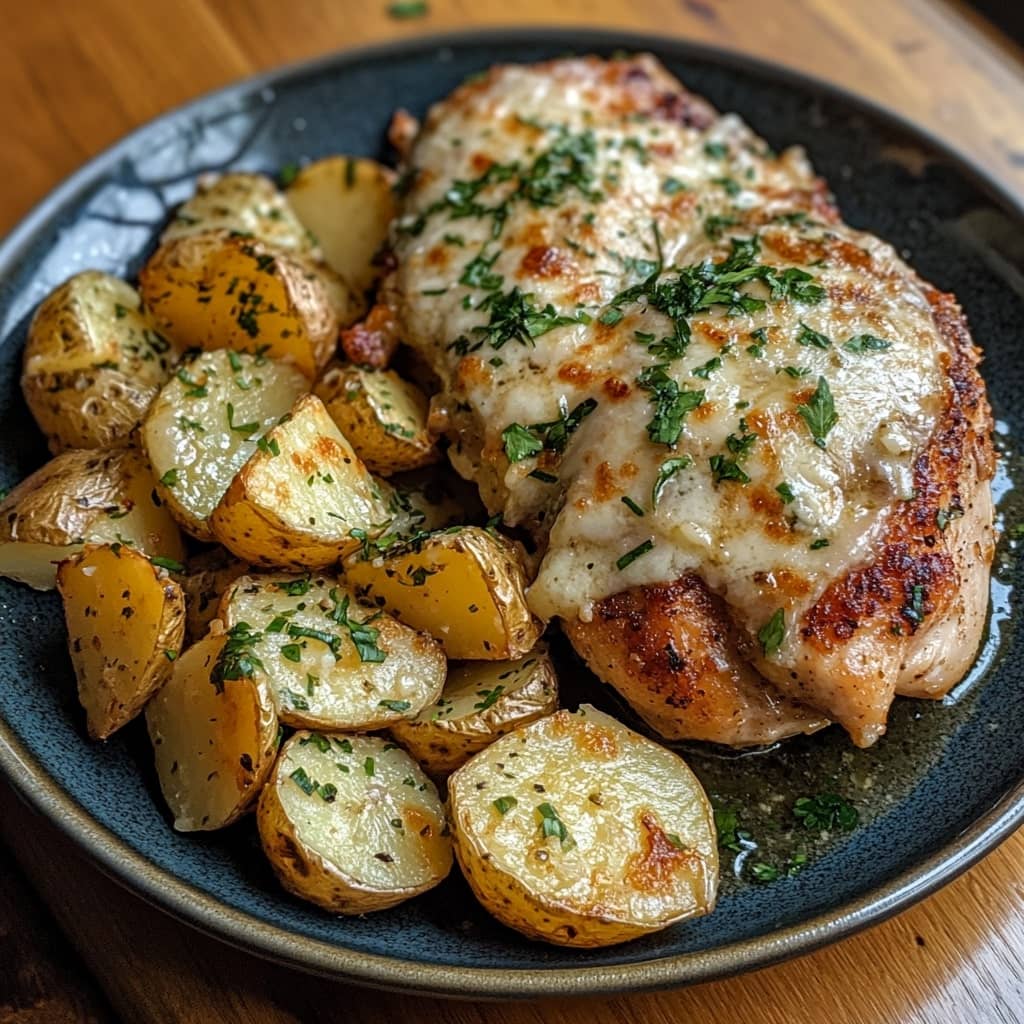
xmin=391 ymin=649 xmax=559 ymax=776
xmin=22 ymin=271 xmax=179 ymax=452
xmin=343 ymin=526 xmax=542 ymax=659
xmin=210 ymin=393 xmax=393 ymax=568
xmin=161 ymin=173 xmax=317 ymax=256
xmin=57 ymin=544 xmax=185 ymax=740
xmin=315 ymin=363 xmax=439 ymax=476
xmin=258 ymin=731 xmax=452 ymax=913
xmin=141 ymin=350 xmax=307 ymax=540
xmin=146 ymin=633 xmax=279 ymax=831
xmin=180 ymin=548 xmax=248 ymax=645
xmin=0 ymin=447 xmax=185 ymax=589
xmin=286 ymin=157 xmax=396 ymax=297
xmin=219 ymin=573 xmax=445 ymax=730
xmin=448 ymin=707 xmax=719 ymax=947
xmin=139 ymin=230 xmax=345 ymax=379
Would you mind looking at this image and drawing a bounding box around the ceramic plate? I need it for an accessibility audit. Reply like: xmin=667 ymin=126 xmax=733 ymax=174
xmin=0 ymin=29 xmax=1021 ymax=999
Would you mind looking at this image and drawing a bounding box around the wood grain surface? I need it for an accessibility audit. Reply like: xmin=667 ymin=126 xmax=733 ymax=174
xmin=0 ymin=1 xmax=1023 ymax=1022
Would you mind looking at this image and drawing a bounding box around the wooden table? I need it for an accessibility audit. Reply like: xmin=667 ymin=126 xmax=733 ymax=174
xmin=1 ymin=1 xmax=1023 ymax=1022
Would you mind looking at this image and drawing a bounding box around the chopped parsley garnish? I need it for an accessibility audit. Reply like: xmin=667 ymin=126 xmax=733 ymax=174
xmin=363 ymin=756 xmax=375 ymax=777
xmin=936 ymin=504 xmax=964 ymax=532
xmin=710 ymin=453 xmax=751 ymax=485
xmin=280 ymin=644 xmax=303 ymax=663
xmin=757 ymin=608 xmax=786 ymax=657
xmin=704 ymin=214 xmax=739 ymax=240
xmin=378 ymin=699 xmax=412 ymax=713
xmin=537 ymin=802 xmax=575 ymax=849
xmin=902 ymin=583 xmax=927 ymax=625
xmin=493 ymin=795 xmax=518 ymax=815
xmin=257 ymin=436 xmax=281 ymax=456
xmin=226 ymin=402 xmax=259 ymax=436
xmin=459 ymin=249 xmax=503 ymax=290
xmin=782 ymin=366 xmax=812 ymax=378
xmin=150 ymin=556 xmax=185 ymax=573
xmin=712 ymin=176 xmax=741 ymax=197
xmin=273 ymin=577 xmax=311 ymax=597
xmin=776 ymin=481 xmax=796 ymax=503
xmin=797 ymin=376 xmax=839 ymax=449
xmin=327 ymin=589 xmax=386 ymax=663
xmin=278 ymin=163 xmax=300 ymax=187
xmin=691 ymin=355 xmax=722 ymax=379
xmin=474 ymin=685 xmax=505 ymax=711
xmin=637 ymin=365 xmax=704 ymax=446
xmin=616 ymin=538 xmax=654 ymax=570
xmin=809 ymin=538 xmax=830 ymax=550
xmin=703 ymin=141 xmax=729 ymax=159
xmin=652 ymin=456 xmax=692 ymax=507
xmin=528 ymin=469 xmax=558 ymax=483
xmin=501 ymin=397 xmax=598 ymax=463
xmin=621 ymin=495 xmax=645 ymax=517
xmin=159 ymin=468 xmax=180 ymax=488
xmin=211 ymin=622 xmax=264 ymax=694
xmin=662 ymin=176 xmax=687 ymax=195
xmin=289 ymin=767 xmax=316 ymax=795
xmin=387 ymin=0 xmax=428 ymax=18
xmin=796 ymin=322 xmax=831 ymax=349
xmin=793 ymin=794 xmax=858 ymax=831
xmin=750 ymin=862 xmax=780 ymax=883
xmin=469 ymin=286 xmax=582 ymax=350
xmin=842 ymin=334 xmax=892 ymax=353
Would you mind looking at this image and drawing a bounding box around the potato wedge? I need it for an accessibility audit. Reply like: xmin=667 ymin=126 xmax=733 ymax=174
xmin=343 ymin=526 xmax=542 ymax=659
xmin=210 ymin=393 xmax=393 ymax=568
xmin=180 ymin=547 xmax=248 ymax=644
xmin=448 ymin=706 xmax=718 ymax=947
xmin=219 ymin=573 xmax=446 ymax=729
xmin=161 ymin=173 xmax=316 ymax=256
xmin=141 ymin=349 xmax=307 ymax=540
xmin=0 ymin=447 xmax=186 ymax=589
xmin=140 ymin=230 xmax=352 ymax=378
xmin=145 ymin=632 xmax=279 ymax=831
xmin=258 ymin=731 xmax=452 ymax=913
xmin=22 ymin=271 xmax=179 ymax=453
xmin=314 ymin=363 xmax=439 ymax=476
xmin=390 ymin=649 xmax=558 ymax=776
xmin=57 ymin=544 xmax=185 ymax=739
xmin=285 ymin=157 xmax=396 ymax=297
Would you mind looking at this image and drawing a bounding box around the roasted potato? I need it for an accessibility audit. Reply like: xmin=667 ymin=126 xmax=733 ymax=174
xmin=258 ymin=731 xmax=452 ymax=913
xmin=448 ymin=707 xmax=719 ymax=947
xmin=139 ymin=230 xmax=357 ymax=378
xmin=179 ymin=547 xmax=248 ymax=644
xmin=57 ymin=544 xmax=185 ymax=739
xmin=161 ymin=172 xmax=316 ymax=256
xmin=390 ymin=649 xmax=558 ymax=776
xmin=285 ymin=157 xmax=396 ymax=297
xmin=146 ymin=632 xmax=279 ymax=831
xmin=219 ymin=573 xmax=446 ymax=729
xmin=0 ymin=447 xmax=186 ymax=589
xmin=21 ymin=271 xmax=179 ymax=453
xmin=314 ymin=362 xmax=439 ymax=476
xmin=210 ymin=393 xmax=392 ymax=568
xmin=343 ymin=526 xmax=542 ymax=659
xmin=141 ymin=349 xmax=307 ymax=540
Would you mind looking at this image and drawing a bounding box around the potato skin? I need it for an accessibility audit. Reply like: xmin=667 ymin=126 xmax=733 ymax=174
xmin=315 ymin=362 xmax=439 ymax=476
xmin=22 ymin=271 xmax=177 ymax=452
xmin=139 ymin=230 xmax=340 ymax=379
xmin=57 ymin=544 xmax=185 ymax=739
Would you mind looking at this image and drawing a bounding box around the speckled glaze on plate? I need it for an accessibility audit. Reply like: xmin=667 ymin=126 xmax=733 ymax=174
xmin=0 ymin=29 xmax=1021 ymax=1000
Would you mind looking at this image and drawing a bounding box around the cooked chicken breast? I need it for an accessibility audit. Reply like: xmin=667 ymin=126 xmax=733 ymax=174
xmin=388 ymin=55 xmax=995 ymax=747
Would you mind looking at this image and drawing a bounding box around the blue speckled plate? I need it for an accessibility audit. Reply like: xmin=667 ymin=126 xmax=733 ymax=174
xmin=0 ymin=29 xmax=1022 ymax=999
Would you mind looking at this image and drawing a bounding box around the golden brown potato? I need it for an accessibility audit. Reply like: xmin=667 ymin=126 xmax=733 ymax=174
xmin=343 ymin=526 xmax=542 ymax=660
xmin=57 ymin=544 xmax=185 ymax=739
xmin=139 ymin=230 xmax=355 ymax=379
xmin=0 ymin=447 xmax=186 ymax=590
xmin=145 ymin=632 xmax=279 ymax=831
xmin=179 ymin=547 xmax=248 ymax=644
xmin=141 ymin=349 xmax=307 ymax=540
xmin=258 ymin=731 xmax=452 ymax=913
xmin=390 ymin=649 xmax=558 ymax=776
xmin=161 ymin=172 xmax=316 ymax=255
xmin=210 ymin=393 xmax=392 ymax=568
xmin=315 ymin=362 xmax=439 ymax=476
xmin=448 ymin=707 xmax=719 ymax=947
xmin=285 ymin=157 xmax=396 ymax=297
xmin=21 ymin=271 xmax=179 ymax=453
xmin=219 ymin=573 xmax=446 ymax=730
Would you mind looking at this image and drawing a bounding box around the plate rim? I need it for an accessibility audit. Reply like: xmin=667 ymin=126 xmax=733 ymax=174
xmin=0 ymin=25 xmax=1021 ymax=999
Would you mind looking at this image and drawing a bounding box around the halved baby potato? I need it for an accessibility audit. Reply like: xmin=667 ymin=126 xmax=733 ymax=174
xmin=139 ymin=230 xmax=351 ymax=379
xmin=448 ymin=706 xmax=719 ymax=947
xmin=22 ymin=271 xmax=179 ymax=453
xmin=258 ymin=731 xmax=452 ymax=913
xmin=218 ymin=573 xmax=446 ymax=730
xmin=57 ymin=544 xmax=185 ymax=740
xmin=210 ymin=393 xmax=393 ymax=568
xmin=145 ymin=632 xmax=279 ymax=831
xmin=180 ymin=547 xmax=248 ymax=645
xmin=343 ymin=526 xmax=542 ymax=660
xmin=314 ymin=363 xmax=439 ymax=476
xmin=141 ymin=349 xmax=307 ymax=540
xmin=285 ymin=157 xmax=396 ymax=297
xmin=390 ymin=649 xmax=559 ymax=776
xmin=0 ymin=447 xmax=185 ymax=589
xmin=161 ymin=172 xmax=316 ymax=256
